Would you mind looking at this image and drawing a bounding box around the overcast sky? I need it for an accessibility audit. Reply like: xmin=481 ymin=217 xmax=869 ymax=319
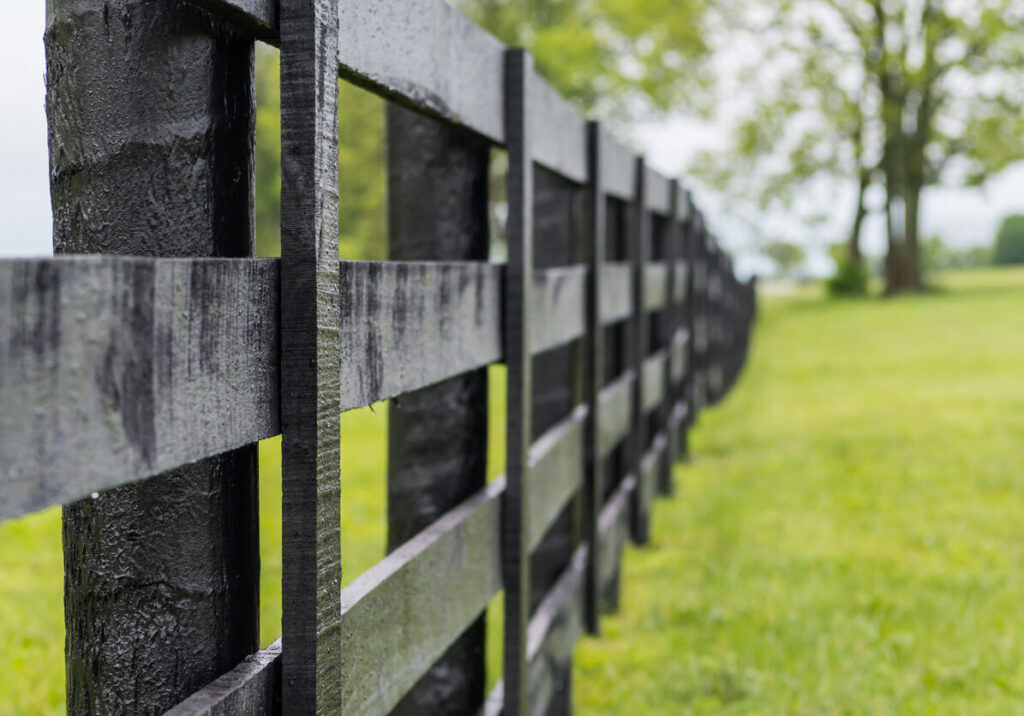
xmin=4 ymin=4 xmax=1022 ymax=275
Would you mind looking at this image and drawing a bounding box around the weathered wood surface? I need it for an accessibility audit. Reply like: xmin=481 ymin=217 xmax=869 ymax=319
xmin=338 ymin=260 xmax=502 ymax=410
xmin=385 ymin=105 xmax=490 ymax=715
xmin=629 ymin=157 xmax=652 ymax=544
xmin=186 ymin=0 xmax=278 ymax=40
xmin=530 ymin=265 xmax=587 ymax=355
xmin=643 ymin=261 xmax=670 ymax=312
xmin=641 ymin=350 xmax=668 ymax=415
xmin=166 ymin=641 xmax=281 ymax=716
xmin=0 ymin=257 xmax=278 ymax=520
xmin=639 ymin=432 xmax=666 ymax=524
xmin=502 ymin=48 xmax=534 ymax=716
xmin=338 ymin=479 xmax=504 ymax=715
xmin=599 ymin=262 xmax=633 ymax=325
xmin=279 ymin=0 xmax=342 ymax=710
xmin=45 ymin=2 xmax=262 ymax=710
xmin=597 ymin=370 xmax=635 ymax=459
xmin=526 ymin=405 xmax=587 ymax=551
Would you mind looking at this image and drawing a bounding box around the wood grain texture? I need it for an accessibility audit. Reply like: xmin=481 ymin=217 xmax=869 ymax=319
xmin=279 ymin=0 xmax=342 ymax=710
xmin=597 ymin=370 xmax=635 ymax=459
xmin=166 ymin=641 xmax=281 ymax=715
xmin=502 ymin=48 xmax=534 ymax=715
xmin=338 ymin=0 xmax=504 ymax=143
xmin=0 ymin=257 xmax=278 ymax=520
xmin=599 ymin=262 xmax=633 ymax=326
xmin=185 ymin=0 xmax=278 ymax=40
xmin=526 ymin=405 xmax=588 ymax=551
xmin=530 ymin=265 xmax=587 ymax=356
xmin=45 ymin=2 xmax=262 ymax=710
xmin=338 ymin=260 xmax=502 ymax=410
xmin=337 ymin=479 xmax=504 ymax=714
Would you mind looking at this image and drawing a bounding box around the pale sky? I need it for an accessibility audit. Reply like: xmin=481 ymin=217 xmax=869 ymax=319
xmin=3 ymin=4 xmax=1022 ymax=276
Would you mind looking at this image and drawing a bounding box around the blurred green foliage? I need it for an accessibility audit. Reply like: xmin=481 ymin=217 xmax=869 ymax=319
xmin=993 ymin=214 xmax=1024 ymax=265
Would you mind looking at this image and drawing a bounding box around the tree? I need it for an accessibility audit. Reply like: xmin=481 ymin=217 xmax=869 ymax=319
xmin=994 ymin=214 xmax=1024 ymax=265
xmin=696 ymin=0 xmax=1024 ymax=294
xmin=763 ymin=240 xmax=806 ymax=279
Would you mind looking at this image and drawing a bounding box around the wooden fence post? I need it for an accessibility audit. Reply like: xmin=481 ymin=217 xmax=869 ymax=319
xmin=629 ymin=158 xmax=651 ymax=545
xmin=279 ymin=0 xmax=342 ymax=711
xmin=385 ymin=104 xmax=490 ymax=714
xmin=583 ymin=121 xmax=605 ymax=635
xmin=44 ymin=2 xmax=259 ymax=710
xmin=502 ymin=47 xmax=534 ymax=715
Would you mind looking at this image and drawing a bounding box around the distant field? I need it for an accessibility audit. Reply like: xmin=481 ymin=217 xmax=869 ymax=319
xmin=2 ymin=266 xmax=1023 ymax=713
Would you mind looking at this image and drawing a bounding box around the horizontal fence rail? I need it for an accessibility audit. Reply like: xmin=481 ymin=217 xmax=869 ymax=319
xmin=2 ymin=0 xmax=757 ymax=713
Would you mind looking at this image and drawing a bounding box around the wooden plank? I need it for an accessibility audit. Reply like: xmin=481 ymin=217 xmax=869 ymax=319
xmin=166 ymin=642 xmax=281 ymax=715
xmin=525 ymin=545 xmax=588 ymax=716
xmin=279 ymin=0 xmax=342 ymax=710
xmin=599 ymin=129 xmax=636 ymax=202
xmin=528 ymin=72 xmax=588 ymax=183
xmin=185 ymin=0 xmax=277 ymax=40
xmin=338 ymin=260 xmax=502 ymax=410
xmin=643 ymin=261 xmax=670 ymax=312
xmin=643 ymin=166 xmax=672 ymax=216
xmin=502 ymin=48 xmax=534 ymax=716
xmin=337 ymin=479 xmax=504 ymax=714
xmin=634 ymin=434 xmax=667 ymax=536
xmin=530 ymin=265 xmax=587 ymax=355
xmin=385 ymin=105 xmax=490 ymax=714
xmin=526 ymin=405 xmax=588 ymax=551
xmin=599 ymin=262 xmax=633 ymax=325
xmin=338 ymin=0 xmax=505 ymax=143
xmin=671 ymin=328 xmax=690 ymax=384
xmin=673 ymin=260 xmax=688 ymax=305
xmin=641 ymin=349 xmax=668 ymax=416
xmin=597 ymin=474 xmax=635 ymax=610
xmin=597 ymin=370 xmax=634 ymax=459
xmin=0 ymin=257 xmax=278 ymax=521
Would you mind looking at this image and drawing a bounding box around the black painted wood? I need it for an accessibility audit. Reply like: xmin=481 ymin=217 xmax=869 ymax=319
xmin=596 ymin=474 xmax=636 ymax=612
xmin=502 ymin=47 xmax=534 ymax=716
xmin=526 ymin=406 xmax=588 ymax=552
xmin=0 ymin=257 xmax=279 ymax=520
xmin=599 ymin=262 xmax=634 ymax=325
xmin=166 ymin=641 xmax=282 ymax=715
xmin=340 ymin=480 xmax=504 ymax=714
xmin=531 ymin=266 xmax=587 ymax=355
xmin=279 ymin=0 xmax=342 ymax=710
xmin=582 ymin=121 xmax=606 ymax=636
xmin=597 ymin=370 xmax=635 ymax=460
xmin=44 ymin=2 xmax=261 ymax=711
xmin=385 ymin=105 xmax=491 ymax=715
xmin=629 ymin=158 xmax=651 ymax=545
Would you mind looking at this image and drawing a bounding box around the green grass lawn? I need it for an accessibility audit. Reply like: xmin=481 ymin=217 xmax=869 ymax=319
xmin=2 ymin=267 xmax=1023 ymax=713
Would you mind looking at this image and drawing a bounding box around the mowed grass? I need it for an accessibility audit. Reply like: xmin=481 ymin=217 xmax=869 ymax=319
xmin=2 ymin=267 xmax=1023 ymax=713
xmin=575 ymin=266 xmax=1024 ymax=713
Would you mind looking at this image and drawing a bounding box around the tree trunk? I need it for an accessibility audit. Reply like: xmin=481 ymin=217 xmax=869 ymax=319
xmin=904 ymin=179 xmax=923 ymax=289
xmin=848 ymin=170 xmax=869 ymax=264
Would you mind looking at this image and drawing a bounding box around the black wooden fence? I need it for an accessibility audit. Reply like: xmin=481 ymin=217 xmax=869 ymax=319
xmin=1 ymin=0 xmax=755 ymax=713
